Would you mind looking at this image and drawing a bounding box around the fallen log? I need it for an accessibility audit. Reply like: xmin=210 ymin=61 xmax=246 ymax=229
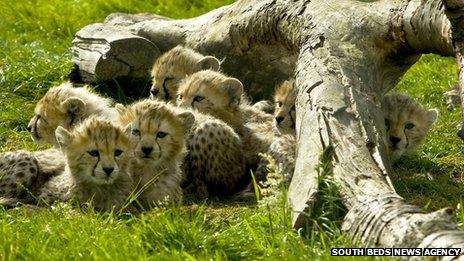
xmin=72 ymin=0 xmax=464 ymax=252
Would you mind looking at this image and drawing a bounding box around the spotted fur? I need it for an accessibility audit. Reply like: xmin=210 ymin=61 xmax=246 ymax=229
xmin=0 ymin=81 xmax=115 ymax=207
xmin=0 ymin=149 xmax=65 ymax=207
xmin=177 ymin=70 xmax=276 ymax=173
xmin=120 ymin=99 xmax=246 ymax=198
xmin=0 ymin=151 xmax=38 ymax=200
xmin=183 ymin=111 xmax=247 ymax=198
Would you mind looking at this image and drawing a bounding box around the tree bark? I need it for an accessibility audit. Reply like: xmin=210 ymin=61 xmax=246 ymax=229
xmin=72 ymin=22 xmax=160 ymax=82
xmin=72 ymin=0 xmax=464 ymax=251
xmin=445 ymin=0 xmax=464 ymax=140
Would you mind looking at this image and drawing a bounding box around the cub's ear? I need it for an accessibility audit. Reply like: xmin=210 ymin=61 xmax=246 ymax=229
xmin=427 ymin=109 xmax=439 ymax=124
xmin=197 ymin=56 xmax=221 ymax=71
xmin=223 ymin=78 xmax=244 ymax=106
xmin=177 ymin=111 xmax=195 ymax=130
xmin=61 ymin=97 xmax=86 ymax=117
xmin=115 ymin=103 xmax=126 ymax=115
xmin=55 ymin=126 xmax=73 ymax=149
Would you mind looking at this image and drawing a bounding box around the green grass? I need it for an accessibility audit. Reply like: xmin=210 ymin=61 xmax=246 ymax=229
xmin=393 ymin=55 xmax=464 ymax=211
xmin=0 ymin=0 xmax=463 ymax=259
xmin=0 ymin=203 xmax=313 ymax=259
xmin=0 ymin=0 xmax=350 ymax=259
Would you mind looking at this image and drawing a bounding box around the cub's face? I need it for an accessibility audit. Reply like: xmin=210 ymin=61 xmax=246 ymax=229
xmin=176 ymin=70 xmax=243 ymax=116
xmin=150 ymin=46 xmax=220 ymax=102
xmin=28 ymin=96 xmax=86 ymax=146
xmin=274 ymin=80 xmax=296 ymax=133
xmin=56 ymin=119 xmax=130 ymax=185
xmin=28 ymin=105 xmax=66 ymax=145
xmin=124 ymin=101 xmax=193 ymax=165
xmin=150 ymin=63 xmax=185 ymax=102
xmin=383 ymin=94 xmax=438 ymax=160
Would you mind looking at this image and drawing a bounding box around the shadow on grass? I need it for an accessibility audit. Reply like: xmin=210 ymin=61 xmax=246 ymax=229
xmin=391 ymin=154 xmax=464 ymax=210
xmin=70 ymin=64 xmax=153 ymax=103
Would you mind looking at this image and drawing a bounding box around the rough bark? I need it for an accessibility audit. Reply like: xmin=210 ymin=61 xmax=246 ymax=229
xmin=72 ymin=23 xmax=160 ymax=82
xmin=445 ymin=1 xmax=464 ymax=140
xmin=72 ymin=0 xmax=464 ymax=252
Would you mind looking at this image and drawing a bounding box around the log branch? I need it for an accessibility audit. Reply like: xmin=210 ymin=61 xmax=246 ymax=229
xmin=442 ymin=0 xmax=464 ymax=139
xmin=342 ymin=194 xmax=460 ymax=247
xmin=72 ymin=23 xmax=160 ymax=82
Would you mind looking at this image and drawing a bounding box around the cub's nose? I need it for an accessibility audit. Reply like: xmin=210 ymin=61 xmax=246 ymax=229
xmin=26 ymin=124 xmax=32 ymax=132
xmin=275 ymin=117 xmax=284 ymax=124
xmin=141 ymin=146 xmax=153 ymax=156
xmin=103 ymin=167 xmax=114 ymax=176
xmin=389 ymin=136 xmax=401 ymax=146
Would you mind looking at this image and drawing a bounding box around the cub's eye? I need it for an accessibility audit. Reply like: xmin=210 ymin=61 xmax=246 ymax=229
xmin=163 ymin=77 xmax=174 ymax=87
xmin=385 ymin=119 xmax=390 ymax=130
xmin=276 ymin=101 xmax=283 ymax=107
xmin=150 ymin=89 xmax=159 ymax=96
xmin=405 ymin=123 xmax=415 ymax=130
xmin=88 ymin=150 xmax=99 ymax=157
xmin=132 ymin=129 xmax=141 ymax=136
xmin=36 ymin=114 xmax=47 ymax=124
xmin=194 ymin=96 xmax=204 ymax=102
xmin=156 ymin=131 xmax=167 ymax=138
xmin=114 ymin=149 xmax=123 ymax=157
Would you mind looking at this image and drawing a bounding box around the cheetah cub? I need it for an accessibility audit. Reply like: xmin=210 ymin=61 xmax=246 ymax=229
xmin=382 ymin=93 xmax=438 ymax=160
xmin=27 ymin=81 xmax=118 ymax=147
xmin=0 ymin=149 xmax=65 ymax=206
xmin=39 ymin=117 xmax=133 ymax=212
xmin=273 ymin=79 xmax=297 ymax=135
xmin=150 ymin=45 xmax=221 ymax=101
xmin=1 ymin=82 xmax=119 ymax=207
xmin=119 ymin=100 xmax=246 ymax=198
xmin=256 ymin=80 xmax=297 ymax=184
xmin=177 ymin=70 xmax=276 ymax=172
xmin=118 ymin=100 xmax=193 ymax=206
xmin=0 ymin=151 xmax=40 ymax=205
xmin=251 ymin=79 xmax=297 ymax=117
xmin=183 ymin=110 xmax=246 ymax=198
xmin=1 ymin=81 xmax=117 ymax=203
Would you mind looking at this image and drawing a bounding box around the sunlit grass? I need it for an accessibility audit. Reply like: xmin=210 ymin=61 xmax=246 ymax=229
xmin=393 ymin=55 xmax=464 ymax=211
xmin=0 ymin=0 xmax=463 ymax=258
xmin=0 ymin=0 xmax=350 ymax=259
